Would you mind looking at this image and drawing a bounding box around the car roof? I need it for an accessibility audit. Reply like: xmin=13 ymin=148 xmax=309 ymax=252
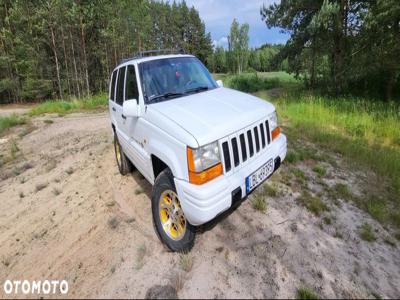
xmin=116 ymin=54 xmax=195 ymax=69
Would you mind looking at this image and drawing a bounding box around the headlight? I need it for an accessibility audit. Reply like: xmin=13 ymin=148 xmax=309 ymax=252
xmin=187 ymin=141 xmax=222 ymax=185
xmin=269 ymin=111 xmax=278 ymax=130
xmin=268 ymin=111 xmax=281 ymax=140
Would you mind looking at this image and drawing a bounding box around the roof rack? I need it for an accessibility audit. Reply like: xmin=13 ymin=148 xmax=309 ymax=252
xmin=119 ymin=48 xmax=186 ymax=64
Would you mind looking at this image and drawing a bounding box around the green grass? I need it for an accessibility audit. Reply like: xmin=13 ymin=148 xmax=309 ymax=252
xmin=292 ymin=168 xmax=307 ymax=184
xmin=256 ymin=71 xmax=298 ymax=83
xmin=327 ymin=183 xmax=354 ymax=202
xmin=312 ymin=165 xmax=326 ymax=177
xmin=255 ymin=90 xmax=400 ymax=228
xmin=9 ymin=139 xmax=19 ymax=160
xmin=365 ymin=196 xmax=387 ymax=223
xmin=0 ymin=114 xmax=27 ymax=135
xmin=286 ymin=150 xmax=301 ymax=163
xmin=296 ymin=287 xmax=319 ymax=300
xmin=297 ymin=191 xmax=329 ymax=216
xmin=262 ymin=183 xmax=278 ymax=197
xmin=179 ymin=253 xmax=194 ymax=272
xmin=1 ymin=94 xmax=107 ymax=136
xmin=218 ymin=71 xmax=299 ymax=93
xmin=29 ymin=93 xmax=107 ymax=116
xmin=251 ymin=191 xmax=267 ymax=213
xmin=360 ymin=223 xmax=376 ymax=242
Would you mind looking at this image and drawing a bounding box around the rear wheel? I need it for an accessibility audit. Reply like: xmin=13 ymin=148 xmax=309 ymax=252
xmin=114 ymin=134 xmax=132 ymax=175
xmin=152 ymin=169 xmax=195 ymax=252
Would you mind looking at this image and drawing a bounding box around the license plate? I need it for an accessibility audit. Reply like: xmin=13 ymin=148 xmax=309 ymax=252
xmin=246 ymin=159 xmax=274 ymax=193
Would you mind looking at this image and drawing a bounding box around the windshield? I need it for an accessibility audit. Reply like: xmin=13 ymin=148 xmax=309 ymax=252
xmin=140 ymin=57 xmax=217 ymax=104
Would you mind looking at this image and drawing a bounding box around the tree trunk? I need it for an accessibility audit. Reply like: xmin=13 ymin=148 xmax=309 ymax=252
xmin=310 ymin=36 xmax=316 ymax=88
xmin=333 ymin=0 xmax=347 ymax=95
xmin=50 ymin=25 xmax=63 ymax=99
xmin=4 ymin=1 xmax=20 ymax=102
xmin=80 ymin=17 xmax=90 ymax=95
xmin=69 ymin=29 xmax=81 ymax=98
xmin=385 ymin=70 xmax=396 ymax=101
xmin=61 ymin=26 xmax=71 ymax=96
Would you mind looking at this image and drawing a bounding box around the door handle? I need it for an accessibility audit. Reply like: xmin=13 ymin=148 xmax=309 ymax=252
xmin=121 ymin=114 xmax=126 ymax=120
xmin=112 ymin=107 xmax=116 ymax=112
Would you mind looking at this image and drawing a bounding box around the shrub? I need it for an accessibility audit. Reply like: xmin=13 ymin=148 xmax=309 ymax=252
xmin=296 ymin=287 xmax=319 ymax=300
xmin=0 ymin=114 xmax=27 ymax=135
xmin=226 ymin=73 xmax=282 ymax=93
xmin=359 ymin=223 xmax=376 ymax=242
xmin=297 ymin=191 xmax=329 ymax=216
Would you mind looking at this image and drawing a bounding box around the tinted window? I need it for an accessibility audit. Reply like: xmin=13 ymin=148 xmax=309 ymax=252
xmin=141 ymin=57 xmax=217 ymax=104
xmin=125 ymin=65 xmax=139 ymax=102
xmin=110 ymin=70 xmax=117 ymax=101
xmin=116 ymin=67 xmax=126 ymax=105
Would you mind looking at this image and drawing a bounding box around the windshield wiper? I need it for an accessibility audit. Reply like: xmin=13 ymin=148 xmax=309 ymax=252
xmin=184 ymin=86 xmax=209 ymax=95
xmin=147 ymin=92 xmax=184 ymax=103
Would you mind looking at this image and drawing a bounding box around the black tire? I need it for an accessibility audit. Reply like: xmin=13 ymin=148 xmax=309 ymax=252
xmin=114 ymin=134 xmax=132 ymax=175
xmin=151 ymin=169 xmax=195 ymax=252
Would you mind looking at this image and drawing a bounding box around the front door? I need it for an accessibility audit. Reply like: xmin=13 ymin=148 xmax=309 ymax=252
xmin=122 ymin=65 xmax=149 ymax=177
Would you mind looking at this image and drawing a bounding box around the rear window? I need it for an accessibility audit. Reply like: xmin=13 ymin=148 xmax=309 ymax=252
xmin=110 ymin=70 xmax=117 ymax=101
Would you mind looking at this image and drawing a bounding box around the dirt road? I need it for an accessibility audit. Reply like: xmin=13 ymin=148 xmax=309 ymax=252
xmin=0 ymin=112 xmax=399 ymax=298
xmin=0 ymin=104 xmax=33 ymax=118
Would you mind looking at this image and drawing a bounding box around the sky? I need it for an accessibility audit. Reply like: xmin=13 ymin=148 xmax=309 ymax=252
xmin=184 ymin=0 xmax=290 ymax=48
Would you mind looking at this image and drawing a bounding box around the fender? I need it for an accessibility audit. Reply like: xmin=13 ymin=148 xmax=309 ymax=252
xmin=147 ymin=136 xmax=188 ymax=183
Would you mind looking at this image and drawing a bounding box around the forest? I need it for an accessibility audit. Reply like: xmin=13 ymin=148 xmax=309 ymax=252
xmin=0 ymin=0 xmax=213 ymax=103
xmin=1 ymin=0 xmax=399 ymax=102
xmin=261 ymin=0 xmax=400 ymax=100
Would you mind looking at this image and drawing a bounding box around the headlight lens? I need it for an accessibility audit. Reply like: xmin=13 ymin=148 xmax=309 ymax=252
xmin=187 ymin=141 xmax=222 ymax=185
xmin=269 ymin=111 xmax=278 ymax=130
xmin=190 ymin=141 xmax=220 ymax=172
xmin=268 ymin=111 xmax=281 ymax=140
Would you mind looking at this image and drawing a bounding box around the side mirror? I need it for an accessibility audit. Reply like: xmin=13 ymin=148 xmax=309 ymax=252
xmin=123 ymin=99 xmax=140 ymax=117
xmin=216 ymin=80 xmax=224 ymax=87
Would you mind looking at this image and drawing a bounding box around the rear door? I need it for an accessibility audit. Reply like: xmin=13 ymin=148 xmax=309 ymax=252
xmin=114 ymin=66 xmax=129 ymax=147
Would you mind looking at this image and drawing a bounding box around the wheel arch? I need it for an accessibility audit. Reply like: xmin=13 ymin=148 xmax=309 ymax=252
xmin=151 ymin=154 xmax=170 ymax=180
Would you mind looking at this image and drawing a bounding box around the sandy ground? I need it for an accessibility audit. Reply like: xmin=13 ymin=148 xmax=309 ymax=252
xmin=0 ymin=104 xmax=33 ymax=117
xmin=0 ymin=111 xmax=399 ymax=299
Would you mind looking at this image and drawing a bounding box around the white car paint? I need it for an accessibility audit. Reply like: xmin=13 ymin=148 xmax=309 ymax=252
xmin=108 ymin=54 xmax=287 ymax=226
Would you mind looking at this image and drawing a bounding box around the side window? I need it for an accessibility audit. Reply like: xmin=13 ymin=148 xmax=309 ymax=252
xmin=110 ymin=70 xmax=117 ymax=101
xmin=125 ymin=65 xmax=139 ymax=102
xmin=115 ymin=66 xmax=126 ymax=106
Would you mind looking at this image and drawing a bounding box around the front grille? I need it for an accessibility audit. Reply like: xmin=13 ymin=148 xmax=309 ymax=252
xmin=247 ymin=130 xmax=254 ymax=157
xmin=221 ymin=119 xmax=272 ymax=173
xmin=222 ymin=142 xmax=231 ymax=172
xmin=239 ymin=134 xmax=247 ymax=162
xmin=232 ymin=137 xmax=240 ymax=167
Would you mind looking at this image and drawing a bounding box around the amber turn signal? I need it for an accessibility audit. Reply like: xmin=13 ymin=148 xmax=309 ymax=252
xmin=187 ymin=147 xmax=223 ymax=185
xmin=272 ymin=127 xmax=281 ymax=140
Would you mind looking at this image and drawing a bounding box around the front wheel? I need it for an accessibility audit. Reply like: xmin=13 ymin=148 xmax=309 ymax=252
xmin=151 ymin=169 xmax=195 ymax=252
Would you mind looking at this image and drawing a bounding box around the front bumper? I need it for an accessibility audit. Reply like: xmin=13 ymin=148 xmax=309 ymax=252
xmin=174 ymin=133 xmax=287 ymax=226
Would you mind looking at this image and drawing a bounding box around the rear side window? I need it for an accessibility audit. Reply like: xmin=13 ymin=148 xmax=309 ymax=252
xmin=116 ymin=67 xmax=126 ymax=106
xmin=110 ymin=70 xmax=117 ymax=101
xmin=125 ymin=65 xmax=139 ymax=102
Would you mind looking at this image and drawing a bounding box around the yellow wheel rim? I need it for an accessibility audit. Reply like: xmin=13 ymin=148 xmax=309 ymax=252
xmin=159 ymin=190 xmax=186 ymax=241
xmin=115 ymin=141 xmax=121 ymax=165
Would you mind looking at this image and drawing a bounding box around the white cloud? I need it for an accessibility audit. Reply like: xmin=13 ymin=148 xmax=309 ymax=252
xmin=183 ymin=0 xmax=288 ymax=47
xmin=212 ymin=36 xmax=228 ymax=48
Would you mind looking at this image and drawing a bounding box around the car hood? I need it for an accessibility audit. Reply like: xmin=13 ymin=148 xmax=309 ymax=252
xmin=148 ymin=87 xmax=275 ymax=146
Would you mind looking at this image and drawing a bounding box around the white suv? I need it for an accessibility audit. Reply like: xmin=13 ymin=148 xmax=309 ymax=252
xmin=108 ymin=53 xmax=287 ymax=252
